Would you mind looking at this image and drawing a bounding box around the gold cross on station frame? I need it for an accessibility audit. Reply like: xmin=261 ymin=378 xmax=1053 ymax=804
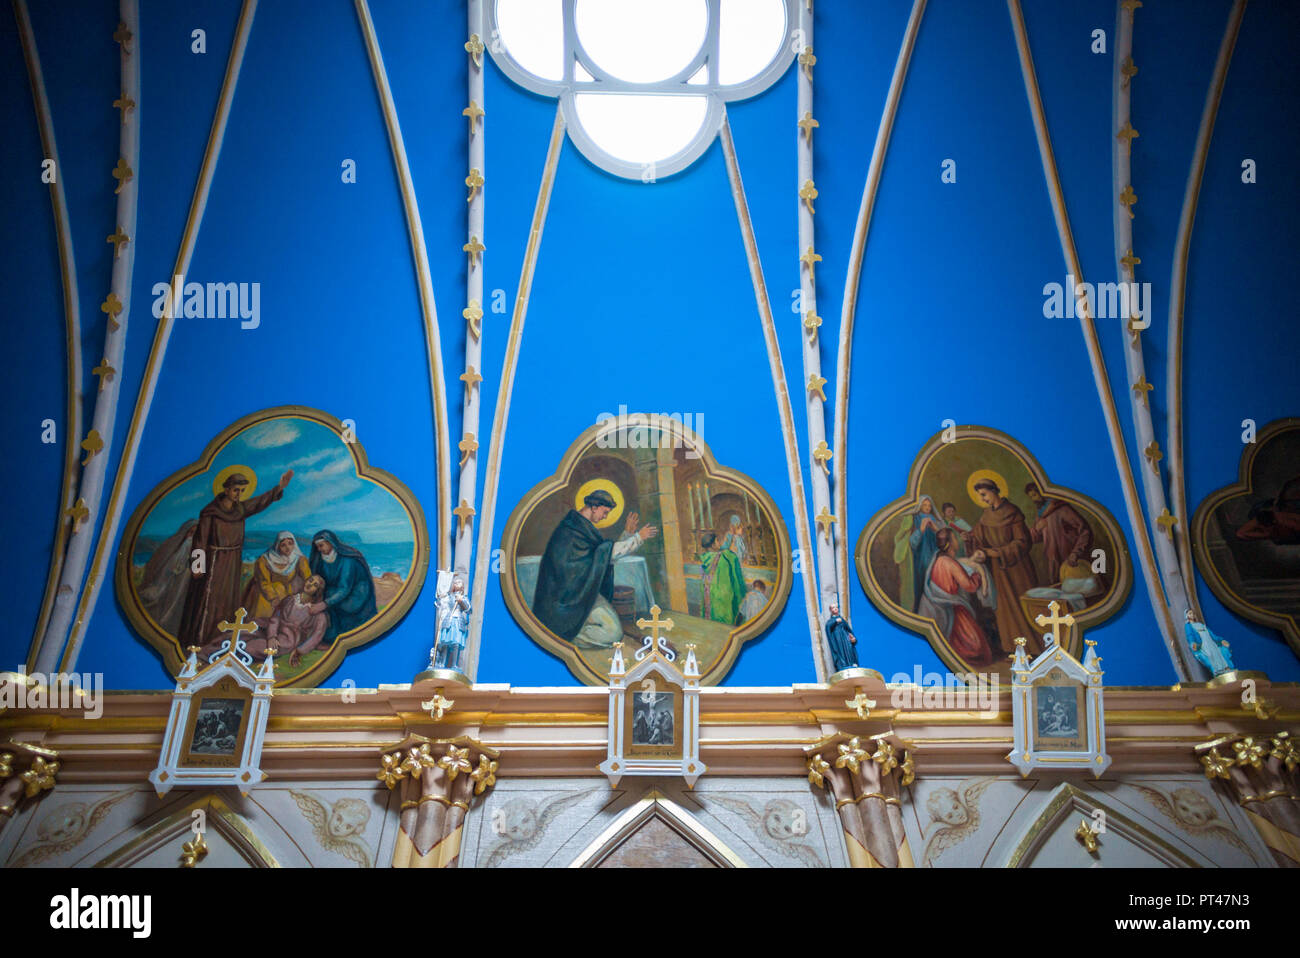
xmin=636 ymin=605 xmax=674 ymax=644
xmin=1034 ymin=600 xmax=1075 ymax=648
xmin=218 ymin=607 xmax=259 ymax=644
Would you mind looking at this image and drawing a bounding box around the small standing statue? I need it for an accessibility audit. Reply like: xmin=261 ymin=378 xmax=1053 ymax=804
xmin=825 ymin=602 xmax=859 ymax=673
xmin=430 ymin=573 xmax=471 ymax=673
xmin=1183 ymin=609 xmax=1236 ymax=677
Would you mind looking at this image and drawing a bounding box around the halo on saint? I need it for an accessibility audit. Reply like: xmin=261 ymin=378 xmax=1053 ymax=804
xmin=574 ymin=478 xmax=624 ymax=529
xmin=965 ymin=468 xmax=1007 ymax=508
xmin=213 ymin=464 xmax=257 ymax=497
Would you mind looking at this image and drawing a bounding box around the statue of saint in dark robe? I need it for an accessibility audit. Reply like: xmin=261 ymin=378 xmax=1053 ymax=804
xmin=531 ymin=490 xmax=656 ymax=648
xmin=825 ymin=604 xmax=858 ymax=672
xmin=179 ymin=470 xmax=292 ymax=652
xmin=308 ymin=530 xmax=378 ymax=644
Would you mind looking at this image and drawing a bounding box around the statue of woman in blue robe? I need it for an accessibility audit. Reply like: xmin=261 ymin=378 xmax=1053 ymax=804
xmin=1183 ymin=609 xmax=1236 ymax=676
xmin=825 ymin=602 xmax=859 ymax=672
xmin=308 ymin=530 xmax=378 ymax=644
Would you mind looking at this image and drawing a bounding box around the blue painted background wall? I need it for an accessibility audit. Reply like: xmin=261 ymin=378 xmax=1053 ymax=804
xmin=2 ymin=0 xmax=1296 ymax=690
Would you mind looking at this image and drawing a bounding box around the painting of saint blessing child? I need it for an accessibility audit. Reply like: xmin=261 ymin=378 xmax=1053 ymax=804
xmin=117 ymin=406 xmax=428 ymax=687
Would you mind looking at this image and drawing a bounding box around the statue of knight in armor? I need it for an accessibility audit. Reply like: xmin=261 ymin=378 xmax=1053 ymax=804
xmin=430 ymin=572 xmax=471 ymax=673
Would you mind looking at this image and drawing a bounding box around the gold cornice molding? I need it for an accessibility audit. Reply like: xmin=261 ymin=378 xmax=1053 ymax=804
xmin=5 ymin=674 xmax=1296 ymax=781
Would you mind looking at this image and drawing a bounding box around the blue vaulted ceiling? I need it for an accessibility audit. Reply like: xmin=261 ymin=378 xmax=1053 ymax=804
xmin=2 ymin=0 xmax=1296 ymax=689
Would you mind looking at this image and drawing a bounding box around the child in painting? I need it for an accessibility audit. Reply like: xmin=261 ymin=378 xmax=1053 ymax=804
xmin=241 ymin=531 xmax=312 ymax=619
xmin=699 ymin=533 xmax=746 ymax=625
xmin=738 ymin=579 xmax=769 ymax=624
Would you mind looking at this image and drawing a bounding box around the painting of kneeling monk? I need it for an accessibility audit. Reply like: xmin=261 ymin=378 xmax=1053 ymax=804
xmin=500 ymin=415 xmax=792 ymax=686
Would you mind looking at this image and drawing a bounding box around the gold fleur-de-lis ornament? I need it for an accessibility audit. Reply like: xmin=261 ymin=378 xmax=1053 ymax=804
xmin=797 ymin=46 xmax=816 ymax=80
xmin=465 ymin=168 xmax=484 ymax=202
xmin=180 ymin=835 xmax=208 ymax=867
xmin=471 ymin=755 xmax=498 ymax=795
xmin=899 ymin=750 xmax=916 ymax=787
xmin=438 ymin=745 xmax=473 ymax=781
xmin=111 ymin=158 xmax=133 ymax=194
xmin=799 ymin=178 xmax=818 ymax=214
xmin=80 ymin=430 xmax=105 ymax=466
xmin=807 ymin=373 xmax=827 ymax=402
xmin=812 ymin=441 xmax=833 ymax=476
xmin=1232 ymin=736 xmax=1267 ymax=770
xmin=377 ymin=751 xmax=406 ymax=789
xmin=1270 ymin=732 xmax=1298 ymax=772
xmin=464 ymin=34 xmax=485 ymax=67
xmin=806 ymin=754 xmax=831 ymax=788
xmin=871 ymin=738 xmax=898 ymax=775
xmin=1199 ymin=747 xmax=1232 ymax=780
xmin=21 ymin=756 xmax=59 ymax=797
xmin=835 ymin=737 xmax=867 ymax=774
xmin=463 ymin=300 xmax=484 ymax=338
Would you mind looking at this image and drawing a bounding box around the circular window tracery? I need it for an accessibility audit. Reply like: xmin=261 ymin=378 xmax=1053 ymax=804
xmin=489 ymin=0 xmax=797 ymax=180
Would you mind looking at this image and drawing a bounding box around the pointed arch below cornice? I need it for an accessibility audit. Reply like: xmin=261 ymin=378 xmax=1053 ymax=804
xmin=566 ymin=787 xmax=746 ymax=868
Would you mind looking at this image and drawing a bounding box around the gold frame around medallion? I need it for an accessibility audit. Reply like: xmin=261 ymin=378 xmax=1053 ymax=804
xmin=854 ymin=425 xmax=1133 ymax=676
xmin=498 ymin=414 xmax=793 ymax=686
xmin=114 ymin=405 xmax=430 ymax=688
xmin=1191 ymin=418 xmax=1300 ymax=658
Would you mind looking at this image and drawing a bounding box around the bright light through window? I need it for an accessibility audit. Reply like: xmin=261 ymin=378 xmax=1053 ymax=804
xmin=719 ymin=0 xmax=788 ymax=85
xmin=573 ymin=94 xmax=710 ymax=165
xmin=488 ymin=0 xmax=795 ymax=179
xmin=497 ymin=0 xmax=564 ymax=81
xmin=574 ymin=0 xmax=708 ymax=84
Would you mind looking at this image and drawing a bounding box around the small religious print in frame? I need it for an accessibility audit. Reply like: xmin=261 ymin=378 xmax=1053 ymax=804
xmin=600 ymin=606 xmax=705 ymax=787
xmin=182 ymin=678 xmax=253 ymax=766
xmin=1008 ymin=601 xmax=1110 ymax=777
xmin=626 ymin=672 xmax=683 ymax=759
xmin=150 ymin=609 xmax=275 ymax=796
xmin=1031 ymin=671 xmax=1085 ymax=752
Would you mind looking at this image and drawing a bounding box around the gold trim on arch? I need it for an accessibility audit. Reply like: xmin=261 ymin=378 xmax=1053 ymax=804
xmin=854 ymin=425 xmax=1133 ymax=677
xmin=1006 ymin=0 xmax=1184 ymax=677
xmin=113 ymin=406 xmax=430 ymax=688
xmin=1006 ymin=783 xmax=1199 ymax=868
xmin=566 ymin=788 xmax=747 ymax=868
xmin=719 ymin=109 xmax=827 ymax=680
xmin=15 ymin=0 xmax=83 ymax=672
xmin=60 ymin=0 xmax=260 ymax=674
xmin=355 ymin=0 xmax=452 ymax=572
xmin=498 ymin=414 xmax=793 ymax=686
xmin=466 ymin=105 xmax=567 ymax=680
xmin=833 ymin=0 xmax=928 ymax=620
xmin=93 ymin=792 xmax=280 ymax=868
xmin=1167 ymin=0 xmax=1248 ymax=627
xmin=1191 ymin=418 xmax=1300 ymax=657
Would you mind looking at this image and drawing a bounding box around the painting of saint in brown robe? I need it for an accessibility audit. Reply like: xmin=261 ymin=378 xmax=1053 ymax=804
xmin=966 ymin=478 xmax=1041 ymax=654
xmin=1025 ymin=482 xmax=1093 ymax=580
xmin=178 ymin=469 xmax=293 ymax=649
